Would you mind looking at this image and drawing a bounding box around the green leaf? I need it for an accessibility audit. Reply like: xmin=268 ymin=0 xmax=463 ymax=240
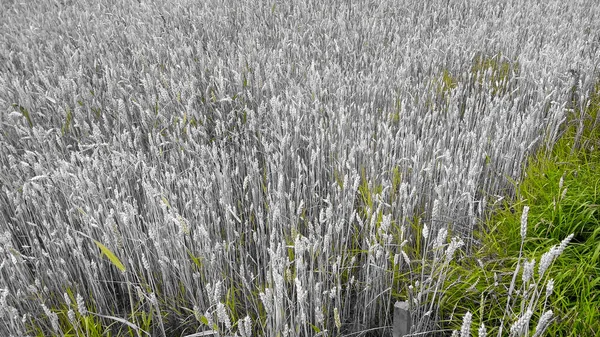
xmin=161 ymin=196 xmax=171 ymax=209
xmin=62 ymin=106 xmax=73 ymax=135
xmin=187 ymin=250 xmax=204 ymax=270
xmin=91 ymin=312 xmax=149 ymax=336
xmin=93 ymin=239 xmax=126 ymax=272
xmin=13 ymin=104 xmax=32 ymax=127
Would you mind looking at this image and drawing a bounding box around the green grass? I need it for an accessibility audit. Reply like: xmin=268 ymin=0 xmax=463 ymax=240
xmin=440 ymin=81 xmax=600 ymax=336
xmin=470 ymin=52 xmax=520 ymax=97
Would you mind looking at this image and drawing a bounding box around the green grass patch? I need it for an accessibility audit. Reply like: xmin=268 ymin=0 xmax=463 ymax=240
xmin=440 ymin=80 xmax=600 ymax=336
xmin=471 ymin=52 xmax=520 ymax=97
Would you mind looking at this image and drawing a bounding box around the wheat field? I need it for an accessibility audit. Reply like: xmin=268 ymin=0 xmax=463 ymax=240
xmin=1 ymin=0 xmax=599 ymax=336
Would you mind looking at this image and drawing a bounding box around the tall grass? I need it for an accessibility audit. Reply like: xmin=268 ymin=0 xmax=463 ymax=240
xmin=439 ymin=83 xmax=600 ymax=337
xmin=1 ymin=0 xmax=599 ymax=336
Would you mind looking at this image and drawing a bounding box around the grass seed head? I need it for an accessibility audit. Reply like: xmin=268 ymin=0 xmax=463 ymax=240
xmin=460 ymin=311 xmax=472 ymax=337
xmin=478 ymin=322 xmax=487 ymax=337
xmin=510 ymin=309 xmax=533 ymax=336
xmin=76 ymin=293 xmax=87 ymax=316
xmin=532 ymin=310 xmax=553 ymax=337
xmin=217 ymin=302 xmax=231 ymax=330
xmin=522 ymin=259 xmax=535 ymax=285
xmin=520 ymin=206 xmax=530 ymax=241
